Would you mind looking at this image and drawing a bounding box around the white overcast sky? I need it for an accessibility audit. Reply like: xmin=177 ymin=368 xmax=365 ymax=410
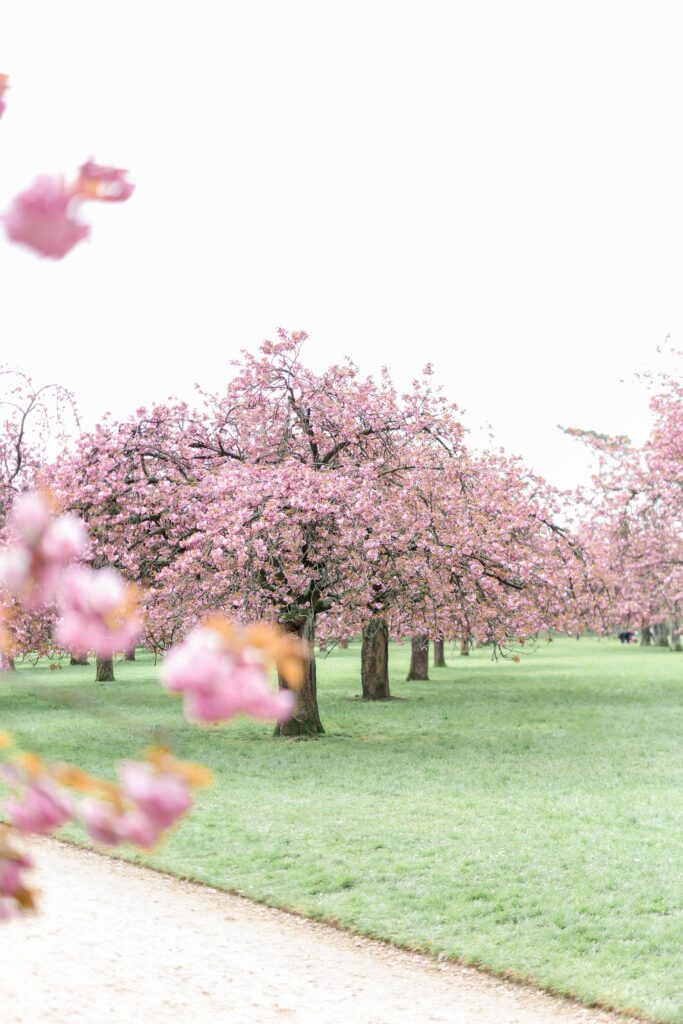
xmin=1 ymin=2 xmax=680 ymax=490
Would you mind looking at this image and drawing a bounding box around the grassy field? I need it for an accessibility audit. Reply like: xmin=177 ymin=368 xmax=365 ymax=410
xmin=2 ymin=637 xmax=683 ymax=1021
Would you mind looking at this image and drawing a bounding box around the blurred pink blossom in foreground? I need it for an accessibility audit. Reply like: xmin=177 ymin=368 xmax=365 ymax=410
xmin=0 ymin=74 xmax=8 ymax=119
xmin=80 ymin=762 xmax=193 ymax=849
xmin=4 ymin=754 xmax=200 ymax=852
xmin=0 ymin=492 xmax=142 ymax=658
xmin=76 ymin=159 xmax=135 ymax=202
xmin=3 ymin=161 xmax=134 ymax=259
xmin=119 ymin=761 xmax=192 ymax=829
xmin=56 ymin=565 xmax=142 ymax=658
xmin=0 ymin=493 xmax=87 ymax=610
xmin=5 ymin=776 xmax=72 ymax=835
xmin=161 ymin=621 xmax=296 ymax=724
xmin=4 ymin=176 xmax=90 ymax=259
xmin=0 ymin=843 xmax=33 ymax=921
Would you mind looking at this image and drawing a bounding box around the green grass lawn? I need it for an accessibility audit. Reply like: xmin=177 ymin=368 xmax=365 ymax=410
xmin=2 ymin=637 xmax=683 ymax=1021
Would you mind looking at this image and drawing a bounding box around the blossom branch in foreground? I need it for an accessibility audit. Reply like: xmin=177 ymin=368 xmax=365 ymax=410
xmin=2 ymin=746 xmax=211 ymax=852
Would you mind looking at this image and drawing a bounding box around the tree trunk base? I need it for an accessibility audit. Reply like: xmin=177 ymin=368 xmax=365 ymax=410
xmin=275 ymin=614 xmax=324 ymax=737
xmin=96 ymin=657 xmax=115 ymax=682
xmin=70 ymin=654 xmax=89 ymax=666
xmin=406 ymin=635 xmax=429 ymax=681
xmin=361 ymin=617 xmax=391 ymax=700
xmin=433 ymin=638 xmax=446 ymax=667
xmin=654 ymin=623 xmax=670 ymax=647
xmin=274 ymin=716 xmax=325 ymax=737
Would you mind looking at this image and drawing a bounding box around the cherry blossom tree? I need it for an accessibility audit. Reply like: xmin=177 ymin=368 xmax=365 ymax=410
xmin=396 ymin=451 xmax=582 ymax=659
xmin=0 ymin=372 xmax=81 ymax=667
xmin=49 ymin=334 xmax=469 ymax=726
xmin=0 ymin=370 xmax=78 ymax=522
xmin=565 ymin=372 xmax=683 ymax=642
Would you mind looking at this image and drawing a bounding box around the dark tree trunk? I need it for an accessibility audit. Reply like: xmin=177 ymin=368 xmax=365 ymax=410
xmin=640 ymin=622 xmax=652 ymax=646
xmin=70 ymin=653 xmax=89 ymax=666
xmin=361 ymin=617 xmax=391 ymax=700
xmin=406 ymin=635 xmax=429 ymax=680
xmin=433 ymin=638 xmax=446 ymax=667
xmin=460 ymin=635 xmax=471 ymax=656
xmin=654 ymin=622 xmax=670 ymax=647
xmin=0 ymin=652 xmax=15 ymax=671
xmin=672 ymin=617 xmax=682 ymax=652
xmin=96 ymin=656 xmax=115 ymax=682
xmin=340 ymin=638 xmax=349 ymax=649
xmin=124 ymin=646 xmax=136 ymax=661
xmin=275 ymin=615 xmax=324 ymax=737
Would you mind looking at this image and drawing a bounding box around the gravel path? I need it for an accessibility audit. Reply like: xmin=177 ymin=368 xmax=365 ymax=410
xmin=2 ymin=838 xmax=637 ymax=1024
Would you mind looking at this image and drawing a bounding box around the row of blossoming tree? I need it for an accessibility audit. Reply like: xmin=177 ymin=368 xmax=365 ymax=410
xmin=0 ymin=328 xmax=598 ymax=735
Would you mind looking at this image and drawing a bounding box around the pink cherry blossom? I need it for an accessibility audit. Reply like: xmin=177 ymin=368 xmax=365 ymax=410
xmin=0 ymin=854 xmax=29 ymax=896
xmin=161 ymin=624 xmax=296 ymax=724
xmin=40 ymin=514 xmax=89 ymax=565
xmin=0 ymin=492 xmax=88 ymax=611
xmin=76 ymin=160 xmax=135 ymax=202
xmin=0 ymin=899 xmax=16 ymax=921
xmin=0 ymin=844 xmax=33 ymax=921
xmin=8 ymin=491 xmax=51 ymax=543
xmin=56 ymin=565 xmax=142 ymax=658
xmin=0 ymin=74 xmax=8 ymax=120
xmin=5 ymin=778 xmax=72 ymax=835
xmin=116 ymin=808 xmax=165 ymax=849
xmin=0 ymin=547 xmax=32 ymax=596
xmin=119 ymin=761 xmax=191 ymax=829
xmin=3 ymin=159 xmax=134 ymax=260
xmin=79 ymin=760 xmax=196 ymax=849
xmin=3 ymin=176 xmax=90 ymax=259
xmin=79 ymin=798 xmax=122 ymax=846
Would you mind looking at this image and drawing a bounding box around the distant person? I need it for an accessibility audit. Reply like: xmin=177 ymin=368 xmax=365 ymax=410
xmin=618 ymin=630 xmax=636 ymax=644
